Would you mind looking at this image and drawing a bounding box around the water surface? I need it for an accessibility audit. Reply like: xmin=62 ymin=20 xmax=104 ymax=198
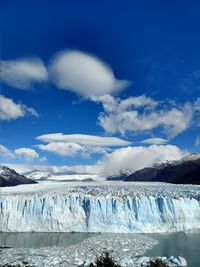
xmin=0 ymin=232 xmax=199 ymax=267
xmin=0 ymin=232 xmax=96 ymax=248
xmin=145 ymin=232 xmax=200 ymax=267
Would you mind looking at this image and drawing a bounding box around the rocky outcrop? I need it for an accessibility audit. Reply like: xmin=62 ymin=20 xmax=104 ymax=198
xmin=0 ymin=166 xmax=37 ymax=187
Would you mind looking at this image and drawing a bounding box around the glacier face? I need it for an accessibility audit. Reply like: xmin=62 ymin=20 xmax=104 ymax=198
xmin=0 ymin=181 xmax=200 ymax=233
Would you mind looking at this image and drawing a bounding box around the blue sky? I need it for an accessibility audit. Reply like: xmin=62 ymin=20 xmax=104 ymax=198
xmin=1 ymin=1 xmax=200 ymax=174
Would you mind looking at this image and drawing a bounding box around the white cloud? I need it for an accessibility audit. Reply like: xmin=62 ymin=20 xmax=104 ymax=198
xmin=92 ymin=94 xmax=157 ymax=112
xmin=36 ymin=133 xmax=130 ymax=158
xmin=194 ymin=98 xmax=200 ymax=111
xmin=195 ymin=136 xmax=200 ymax=146
xmin=14 ymin=148 xmax=39 ymax=161
xmin=0 ymin=144 xmax=43 ymax=162
xmin=96 ymin=145 xmax=186 ymax=175
xmin=36 ymin=133 xmax=130 ymax=147
xmin=0 ymin=95 xmax=39 ymax=120
xmin=0 ymin=145 xmax=43 ymax=162
xmin=0 ymin=144 xmax=14 ymax=158
xmin=36 ymin=142 xmax=83 ymax=157
xmin=49 ymin=50 xmax=130 ymax=97
xmin=141 ymin=138 xmax=168 ymax=145
xmin=39 ymin=156 xmax=47 ymax=162
xmin=94 ymin=95 xmax=193 ymax=138
xmin=80 ymin=146 xmax=110 ymax=159
xmin=0 ymin=58 xmax=48 ymax=89
xmin=5 ymin=144 xmax=186 ymax=178
xmin=36 ymin=141 xmax=109 ymax=158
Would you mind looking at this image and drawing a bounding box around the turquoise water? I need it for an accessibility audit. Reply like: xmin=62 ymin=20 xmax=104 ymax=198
xmin=145 ymin=232 xmax=200 ymax=267
xmin=0 ymin=232 xmax=95 ymax=248
xmin=0 ymin=232 xmax=199 ymax=266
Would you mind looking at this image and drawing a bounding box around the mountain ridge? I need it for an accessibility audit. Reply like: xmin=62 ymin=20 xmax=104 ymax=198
xmin=125 ymin=153 xmax=200 ymax=184
xmin=0 ymin=166 xmax=37 ymax=187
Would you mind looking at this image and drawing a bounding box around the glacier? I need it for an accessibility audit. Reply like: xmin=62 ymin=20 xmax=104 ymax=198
xmin=0 ymin=181 xmax=200 ymax=233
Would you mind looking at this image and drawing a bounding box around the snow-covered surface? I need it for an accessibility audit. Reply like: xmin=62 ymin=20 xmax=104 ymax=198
xmin=0 ymin=233 xmax=186 ymax=267
xmin=29 ymin=173 xmax=98 ymax=181
xmin=24 ymin=169 xmax=101 ymax=181
xmin=163 ymin=152 xmax=200 ymax=167
xmin=0 ymin=166 xmax=15 ymax=176
xmin=1 ymin=181 xmax=200 ymax=233
xmin=1 ymin=180 xmax=200 ymax=198
xmin=179 ymin=152 xmax=200 ymax=163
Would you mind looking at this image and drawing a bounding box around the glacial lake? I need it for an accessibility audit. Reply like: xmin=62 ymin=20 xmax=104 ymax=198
xmin=0 ymin=232 xmax=199 ymax=267
xmin=145 ymin=232 xmax=200 ymax=267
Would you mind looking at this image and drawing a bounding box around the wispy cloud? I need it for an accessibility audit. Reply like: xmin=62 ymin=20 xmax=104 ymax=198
xmin=0 ymin=144 xmax=14 ymax=158
xmin=0 ymin=58 xmax=48 ymax=89
xmin=140 ymin=138 xmax=168 ymax=145
xmin=0 ymin=94 xmax=39 ymax=120
xmin=195 ymin=136 xmax=200 ymax=146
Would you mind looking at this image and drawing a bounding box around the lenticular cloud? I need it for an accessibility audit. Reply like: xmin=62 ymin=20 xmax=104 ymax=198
xmin=49 ymin=50 xmax=130 ymax=97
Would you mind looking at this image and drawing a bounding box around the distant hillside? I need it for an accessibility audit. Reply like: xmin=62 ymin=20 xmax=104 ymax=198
xmin=0 ymin=166 xmax=37 ymax=187
xmin=107 ymin=170 xmax=131 ymax=181
xmin=125 ymin=153 xmax=200 ymax=184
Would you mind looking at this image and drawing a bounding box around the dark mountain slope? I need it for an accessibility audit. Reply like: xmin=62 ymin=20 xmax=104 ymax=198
xmin=0 ymin=166 xmax=37 ymax=187
xmin=125 ymin=154 xmax=200 ymax=184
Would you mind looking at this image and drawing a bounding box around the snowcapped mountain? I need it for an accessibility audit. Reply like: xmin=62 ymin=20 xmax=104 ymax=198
xmin=0 ymin=166 xmax=37 ymax=187
xmin=172 ymin=152 xmax=200 ymax=164
xmin=9 ymin=166 xmax=98 ymax=182
xmin=106 ymin=169 xmax=132 ymax=181
xmin=125 ymin=152 xmax=200 ymax=184
xmin=24 ymin=169 xmax=53 ymax=181
xmin=24 ymin=169 xmax=96 ymax=182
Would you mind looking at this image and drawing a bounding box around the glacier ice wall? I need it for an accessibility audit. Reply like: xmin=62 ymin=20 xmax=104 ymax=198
xmin=1 ymin=183 xmax=200 ymax=233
